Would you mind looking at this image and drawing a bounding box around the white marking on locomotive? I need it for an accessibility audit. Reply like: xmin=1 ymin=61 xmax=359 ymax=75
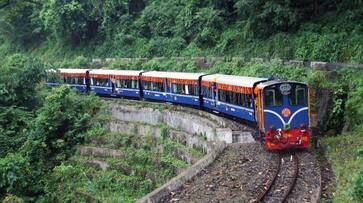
xmin=264 ymin=107 xmax=308 ymax=125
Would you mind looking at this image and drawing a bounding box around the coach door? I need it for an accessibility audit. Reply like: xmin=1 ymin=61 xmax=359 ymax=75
xmin=212 ymin=82 xmax=217 ymax=108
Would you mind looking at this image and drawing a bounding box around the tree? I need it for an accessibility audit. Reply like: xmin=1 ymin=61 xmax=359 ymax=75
xmin=0 ymin=85 xmax=101 ymax=199
xmin=0 ymin=153 xmax=36 ymax=198
xmin=0 ymin=0 xmax=44 ymax=44
xmin=0 ymin=107 xmax=31 ymax=157
xmin=0 ymin=54 xmax=45 ymax=108
xmin=40 ymin=0 xmax=94 ymax=44
xmin=24 ymin=86 xmax=101 ymax=164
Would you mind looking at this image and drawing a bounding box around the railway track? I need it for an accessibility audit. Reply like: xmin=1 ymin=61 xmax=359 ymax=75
xmin=253 ymin=153 xmax=299 ymax=203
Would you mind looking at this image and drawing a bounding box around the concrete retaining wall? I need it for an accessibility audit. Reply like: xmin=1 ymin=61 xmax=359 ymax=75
xmin=109 ymin=119 xmax=213 ymax=153
xmin=78 ymin=146 xmax=124 ymax=158
xmin=109 ymin=102 xmax=254 ymax=144
xmin=110 ymin=105 xmax=217 ymax=141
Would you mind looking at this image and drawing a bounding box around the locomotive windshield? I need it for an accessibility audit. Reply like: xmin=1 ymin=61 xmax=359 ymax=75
xmin=289 ymin=84 xmax=307 ymax=106
xmin=264 ymin=85 xmax=283 ymax=107
xmin=263 ymin=83 xmax=307 ymax=107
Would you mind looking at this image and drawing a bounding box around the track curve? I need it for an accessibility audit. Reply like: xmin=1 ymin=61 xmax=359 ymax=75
xmin=254 ymin=153 xmax=299 ymax=203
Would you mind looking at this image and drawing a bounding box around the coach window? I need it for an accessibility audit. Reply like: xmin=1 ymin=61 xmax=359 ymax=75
xmin=186 ymin=84 xmax=197 ymax=95
xmin=143 ymin=81 xmax=151 ymax=90
xmin=115 ymin=80 xmax=122 ymax=88
xmin=238 ymin=93 xmax=244 ymax=106
xmin=264 ymin=86 xmax=283 ymax=107
xmin=76 ymin=77 xmax=84 ymax=85
xmin=289 ymin=85 xmax=307 ymax=106
xmin=65 ymin=77 xmax=82 ymax=85
xmin=65 ymin=77 xmax=71 ymax=84
xmin=92 ymin=78 xmax=109 ymax=87
xmin=230 ymin=92 xmax=237 ymax=105
xmin=131 ymin=80 xmax=138 ymax=89
xmin=218 ymin=90 xmax=225 ymax=102
xmin=116 ymin=79 xmax=139 ymax=89
xmin=149 ymin=82 xmax=164 ymax=92
xmin=242 ymin=94 xmax=248 ymax=107
xmin=172 ymin=83 xmax=185 ymax=94
xmin=218 ymin=90 xmax=231 ymax=103
xmin=202 ymin=86 xmax=212 ymax=98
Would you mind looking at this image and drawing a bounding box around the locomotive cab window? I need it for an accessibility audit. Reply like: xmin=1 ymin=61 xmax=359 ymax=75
xmin=264 ymin=85 xmax=283 ymax=107
xmin=289 ymin=85 xmax=307 ymax=105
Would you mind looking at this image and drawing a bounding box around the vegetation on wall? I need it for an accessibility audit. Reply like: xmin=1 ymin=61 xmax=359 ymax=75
xmin=40 ymin=126 xmax=198 ymax=202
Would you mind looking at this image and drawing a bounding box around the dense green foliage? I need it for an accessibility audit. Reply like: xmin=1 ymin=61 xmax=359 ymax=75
xmin=0 ymin=54 xmax=45 ymax=159
xmin=1 ymin=0 xmax=363 ymax=62
xmin=0 ymin=86 xmax=101 ymax=200
xmin=0 ymin=54 xmax=45 ymax=108
xmin=0 ymin=54 xmax=102 ymax=201
xmin=41 ymin=128 xmax=197 ymax=202
xmin=351 ymin=166 xmax=363 ymax=202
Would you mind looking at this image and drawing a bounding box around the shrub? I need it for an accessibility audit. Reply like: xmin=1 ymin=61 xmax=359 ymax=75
xmin=350 ymin=167 xmax=363 ymax=202
xmin=160 ymin=123 xmax=169 ymax=140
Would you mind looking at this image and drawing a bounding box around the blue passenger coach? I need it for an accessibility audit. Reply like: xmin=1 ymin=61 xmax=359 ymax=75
xmin=89 ymin=69 xmax=143 ymax=98
xmin=201 ymin=74 xmax=267 ymax=122
xmin=58 ymin=68 xmax=89 ymax=93
xmin=141 ymin=71 xmax=205 ymax=107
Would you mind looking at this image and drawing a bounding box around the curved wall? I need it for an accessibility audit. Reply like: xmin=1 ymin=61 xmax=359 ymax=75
xmin=109 ymin=101 xmax=255 ymax=144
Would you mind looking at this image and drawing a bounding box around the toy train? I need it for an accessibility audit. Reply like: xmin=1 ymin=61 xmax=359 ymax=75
xmin=46 ymin=69 xmax=310 ymax=150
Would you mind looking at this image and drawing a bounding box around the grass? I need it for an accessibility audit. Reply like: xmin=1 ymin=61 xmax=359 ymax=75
xmin=322 ymin=132 xmax=363 ymax=202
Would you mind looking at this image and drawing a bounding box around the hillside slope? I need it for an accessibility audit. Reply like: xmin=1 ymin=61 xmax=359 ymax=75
xmin=0 ymin=0 xmax=363 ymax=62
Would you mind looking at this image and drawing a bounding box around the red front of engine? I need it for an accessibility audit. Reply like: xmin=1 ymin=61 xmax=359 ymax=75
xmin=264 ymin=127 xmax=310 ymax=150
